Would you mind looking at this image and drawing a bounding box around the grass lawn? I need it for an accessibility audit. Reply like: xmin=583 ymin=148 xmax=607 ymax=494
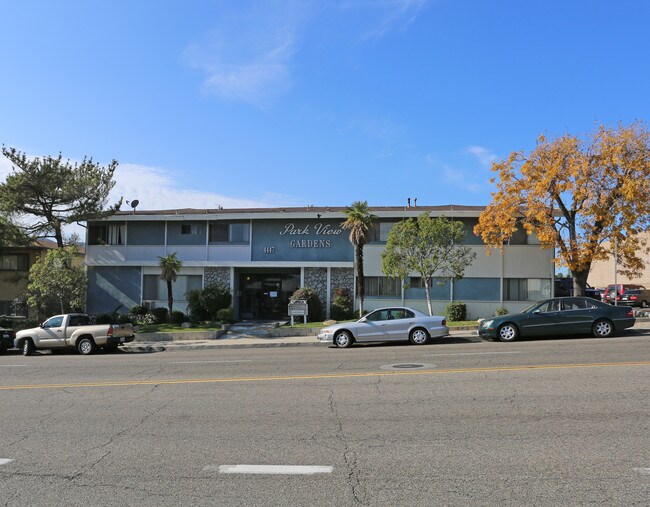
xmin=136 ymin=323 xmax=223 ymax=333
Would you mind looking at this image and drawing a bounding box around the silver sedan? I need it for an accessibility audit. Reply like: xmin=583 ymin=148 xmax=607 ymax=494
xmin=317 ymin=307 xmax=449 ymax=348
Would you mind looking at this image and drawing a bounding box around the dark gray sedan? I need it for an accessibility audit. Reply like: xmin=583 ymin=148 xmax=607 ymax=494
xmin=478 ymin=297 xmax=636 ymax=342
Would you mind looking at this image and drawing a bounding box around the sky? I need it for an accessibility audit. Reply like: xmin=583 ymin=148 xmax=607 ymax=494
xmin=1 ymin=0 xmax=649 ymax=226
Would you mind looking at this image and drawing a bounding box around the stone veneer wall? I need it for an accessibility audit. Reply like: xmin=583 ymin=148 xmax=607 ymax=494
xmin=204 ymin=267 xmax=231 ymax=287
xmin=304 ymin=268 xmax=328 ymax=316
xmin=330 ymin=268 xmax=354 ymax=298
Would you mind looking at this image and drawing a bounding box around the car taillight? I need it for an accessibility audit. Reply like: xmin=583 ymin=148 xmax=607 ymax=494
xmin=630 ymin=295 xmax=638 ymax=300
xmin=441 ymin=319 xmax=447 ymax=326
xmin=627 ymin=309 xmax=635 ymax=317
xmin=107 ymin=326 xmax=113 ymax=336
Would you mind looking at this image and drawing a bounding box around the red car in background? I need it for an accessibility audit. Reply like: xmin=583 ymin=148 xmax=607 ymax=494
xmin=603 ymin=284 xmax=647 ymax=304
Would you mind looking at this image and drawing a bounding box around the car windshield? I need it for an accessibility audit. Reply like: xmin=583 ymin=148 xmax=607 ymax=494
xmin=521 ymin=302 xmax=541 ymax=313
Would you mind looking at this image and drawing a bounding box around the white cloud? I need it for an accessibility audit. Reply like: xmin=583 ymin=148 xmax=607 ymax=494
xmin=183 ymin=1 xmax=310 ymax=105
xmin=425 ymin=153 xmax=483 ymax=194
xmin=0 ymin=153 xmax=291 ymax=241
xmin=183 ymin=1 xmax=429 ymax=104
xmin=466 ymin=145 xmax=498 ymax=168
xmin=111 ymin=163 xmax=280 ymax=211
xmin=341 ymin=0 xmax=429 ymax=40
xmin=0 ymin=156 xmax=13 ymax=180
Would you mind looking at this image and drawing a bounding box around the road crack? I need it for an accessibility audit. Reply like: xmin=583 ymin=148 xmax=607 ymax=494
xmin=328 ymin=391 xmax=367 ymax=505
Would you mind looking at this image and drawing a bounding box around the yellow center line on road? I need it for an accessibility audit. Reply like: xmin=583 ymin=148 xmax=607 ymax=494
xmin=0 ymin=361 xmax=649 ymax=391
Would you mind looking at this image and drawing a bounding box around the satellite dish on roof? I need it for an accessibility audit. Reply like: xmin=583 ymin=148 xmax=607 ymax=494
xmin=126 ymin=199 xmax=139 ymax=213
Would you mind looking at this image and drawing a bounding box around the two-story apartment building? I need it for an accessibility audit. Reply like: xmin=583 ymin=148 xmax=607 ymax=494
xmin=84 ymin=205 xmax=555 ymax=320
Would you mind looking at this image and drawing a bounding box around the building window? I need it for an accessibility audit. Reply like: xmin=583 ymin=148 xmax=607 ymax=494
xmin=143 ymin=275 xmax=159 ymax=300
xmin=0 ymin=254 xmax=29 ymax=271
xmin=181 ymin=224 xmax=200 ymax=235
xmin=364 ymin=276 xmax=401 ymax=297
xmin=0 ymin=300 xmax=27 ymax=316
xmin=209 ymin=223 xmax=249 ymax=243
xmin=142 ymin=275 xmax=203 ymax=301
xmin=503 ymin=278 xmax=551 ymax=301
xmin=89 ymin=224 xmax=125 ymax=245
xmin=368 ymin=222 xmax=396 ymax=242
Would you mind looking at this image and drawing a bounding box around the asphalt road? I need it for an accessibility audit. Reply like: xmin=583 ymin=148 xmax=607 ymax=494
xmin=1 ymin=331 xmax=649 ymax=506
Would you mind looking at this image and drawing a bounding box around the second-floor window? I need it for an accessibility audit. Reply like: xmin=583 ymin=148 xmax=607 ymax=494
xmin=89 ymin=224 xmax=125 ymax=245
xmin=0 ymin=254 xmax=29 ymax=271
xmin=181 ymin=224 xmax=200 ymax=235
xmin=209 ymin=223 xmax=249 ymax=243
xmin=367 ymin=222 xmax=396 ymax=242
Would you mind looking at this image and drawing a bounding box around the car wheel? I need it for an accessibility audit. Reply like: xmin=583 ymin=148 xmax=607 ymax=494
xmin=497 ymin=324 xmax=518 ymax=342
xmin=334 ymin=330 xmax=353 ymax=348
xmin=77 ymin=337 xmax=96 ymax=355
xmin=409 ymin=328 xmax=429 ymax=345
xmin=22 ymin=339 xmax=35 ymax=356
xmin=592 ymin=319 xmax=613 ymax=338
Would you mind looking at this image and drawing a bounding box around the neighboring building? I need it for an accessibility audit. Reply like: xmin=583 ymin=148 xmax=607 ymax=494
xmin=0 ymin=240 xmax=56 ymax=318
xmin=84 ymin=205 xmax=555 ymax=320
xmin=588 ymin=231 xmax=650 ymax=289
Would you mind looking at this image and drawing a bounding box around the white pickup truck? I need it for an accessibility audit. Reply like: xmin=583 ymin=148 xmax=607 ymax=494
xmin=14 ymin=313 xmax=135 ymax=356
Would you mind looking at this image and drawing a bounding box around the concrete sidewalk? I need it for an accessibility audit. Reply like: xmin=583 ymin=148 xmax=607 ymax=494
xmin=120 ymin=319 xmax=650 ymax=352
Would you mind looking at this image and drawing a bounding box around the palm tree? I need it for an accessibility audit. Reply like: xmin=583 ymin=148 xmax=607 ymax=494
xmin=341 ymin=201 xmax=377 ymax=317
xmin=158 ymin=252 xmax=182 ymax=322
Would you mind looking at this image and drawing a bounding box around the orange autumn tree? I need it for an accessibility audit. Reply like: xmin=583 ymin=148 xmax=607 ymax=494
xmin=475 ymin=122 xmax=650 ymax=296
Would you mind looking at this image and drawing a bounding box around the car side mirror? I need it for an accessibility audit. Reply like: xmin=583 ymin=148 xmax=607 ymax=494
xmin=358 ymin=317 xmax=368 ymax=323
xmin=533 ymin=310 xmax=541 ymax=315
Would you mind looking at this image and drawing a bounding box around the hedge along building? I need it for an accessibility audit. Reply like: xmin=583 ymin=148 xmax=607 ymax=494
xmin=84 ymin=205 xmax=554 ymax=320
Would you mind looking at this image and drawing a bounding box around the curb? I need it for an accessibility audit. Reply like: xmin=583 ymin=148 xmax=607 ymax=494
xmin=122 ymin=340 xmax=329 ymax=353
xmin=121 ymin=319 xmax=650 ymax=353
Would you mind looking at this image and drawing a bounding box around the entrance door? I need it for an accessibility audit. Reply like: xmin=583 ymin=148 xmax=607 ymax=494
xmin=238 ymin=270 xmax=301 ymax=320
xmin=260 ymin=279 xmax=282 ymax=319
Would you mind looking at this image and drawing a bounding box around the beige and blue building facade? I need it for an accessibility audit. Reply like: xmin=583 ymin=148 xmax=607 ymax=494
xmin=84 ymin=205 xmax=555 ymax=320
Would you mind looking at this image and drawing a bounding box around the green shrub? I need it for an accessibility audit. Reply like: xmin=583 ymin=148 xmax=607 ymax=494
xmin=115 ymin=313 xmax=133 ymax=324
xmin=94 ymin=313 xmax=114 ymax=325
xmin=186 ymin=285 xmax=232 ymax=321
xmin=151 ymin=307 xmax=169 ymax=324
xmin=186 ymin=290 xmax=210 ymax=322
xmin=93 ymin=313 xmax=132 ymax=325
xmin=290 ymin=287 xmax=323 ymax=323
xmin=495 ymin=307 xmax=509 ymax=316
xmin=130 ymin=305 xmax=149 ymax=316
xmin=14 ymin=318 xmax=39 ymax=331
xmin=134 ymin=313 xmax=156 ymax=326
xmin=330 ymin=287 xmax=354 ymax=321
xmin=216 ymin=307 xmax=235 ymax=324
xmin=201 ymin=284 xmax=232 ymax=319
xmin=171 ymin=311 xmax=186 ymax=324
xmin=445 ymin=301 xmax=467 ymax=322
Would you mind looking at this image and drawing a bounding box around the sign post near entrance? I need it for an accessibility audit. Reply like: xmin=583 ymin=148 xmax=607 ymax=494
xmin=288 ymin=300 xmax=308 ymax=326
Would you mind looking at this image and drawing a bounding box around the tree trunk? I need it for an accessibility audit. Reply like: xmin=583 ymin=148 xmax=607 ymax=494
xmin=423 ymin=279 xmax=433 ymax=316
xmin=54 ymin=225 xmax=64 ymax=248
xmin=571 ymin=269 xmax=590 ymax=297
xmin=356 ymin=244 xmax=365 ymax=317
xmin=167 ymin=280 xmax=173 ymax=323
